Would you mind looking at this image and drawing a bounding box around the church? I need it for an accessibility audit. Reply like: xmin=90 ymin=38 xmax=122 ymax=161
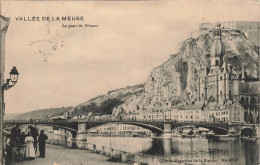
xmin=198 ymin=23 xmax=259 ymax=123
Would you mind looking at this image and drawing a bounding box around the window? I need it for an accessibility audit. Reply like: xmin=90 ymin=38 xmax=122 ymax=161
xmin=241 ymin=97 xmax=245 ymax=104
xmin=202 ymin=79 xmax=204 ymax=83
xmin=229 ymin=90 xmax=232 ymax=95
xmin=220 ymin=90 xmax=222 ymax=95
xmin=220 ymin=76 xmax=222 ymax=80
xmin=216 ymin=60 xmax=219 ymax=65
xmin=202 ymin=93 xmax=204 ymax=97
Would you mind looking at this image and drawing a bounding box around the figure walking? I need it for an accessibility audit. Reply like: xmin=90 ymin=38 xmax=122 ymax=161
xmin=38 ymin=130 xmax=48 ymax=158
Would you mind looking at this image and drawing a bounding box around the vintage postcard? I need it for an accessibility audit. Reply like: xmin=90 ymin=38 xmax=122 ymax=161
xmin=0 ymin=0 xmax=259 ymax=165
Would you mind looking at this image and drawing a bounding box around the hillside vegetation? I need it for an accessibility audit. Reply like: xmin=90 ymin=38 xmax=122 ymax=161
xmin=6 ymin=107 xmax=73 ymax=120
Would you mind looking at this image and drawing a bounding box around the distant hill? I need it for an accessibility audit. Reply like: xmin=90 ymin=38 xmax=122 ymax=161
xmin=5 ymin=107 xmax=73 ymax=120
xmin=4 ymin=114 xmax=19 ymax=120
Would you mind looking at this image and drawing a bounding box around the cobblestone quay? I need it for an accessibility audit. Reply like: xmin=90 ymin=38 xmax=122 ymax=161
xmin=11 ymin=144 xmax=125 ymax=165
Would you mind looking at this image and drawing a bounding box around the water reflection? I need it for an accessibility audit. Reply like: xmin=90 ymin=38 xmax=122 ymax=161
xmin=142 ymin=138 xmax=259 ymax=165
xmin=50 ymin=134 xmax=260 ymax=165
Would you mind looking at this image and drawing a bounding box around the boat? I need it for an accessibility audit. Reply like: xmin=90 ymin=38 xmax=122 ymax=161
xmin=206 ymin=134 xmax=238 ymax=140
xmin=181 ymin=129 xmax=195 ymax=138
xmin=200 ymin=132 xmax=207 ymax=138
xmin=206 ymin=130 xmax=238 ymax=140
xmin=181 ymin=134 xmax=195 ymax=138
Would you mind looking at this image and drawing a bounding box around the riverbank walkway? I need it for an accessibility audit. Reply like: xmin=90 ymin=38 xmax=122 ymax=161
xmin=11 ymin=144 xmax=126 ymax=165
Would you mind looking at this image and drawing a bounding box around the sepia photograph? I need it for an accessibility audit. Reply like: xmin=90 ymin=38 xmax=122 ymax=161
xmin=0 ymin=0 xmax=259 ymax=164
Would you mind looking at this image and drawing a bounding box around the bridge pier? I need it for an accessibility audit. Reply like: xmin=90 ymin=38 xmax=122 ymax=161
xmin=77 ymin=123 xmax=88 ymax=141
xmin=228 ymin=125 xmax=240 ymax=136
xmin=150 ymin=132 xmax=160 ymax=138
xmin=163 ymin=123 xmax=172 ymax=139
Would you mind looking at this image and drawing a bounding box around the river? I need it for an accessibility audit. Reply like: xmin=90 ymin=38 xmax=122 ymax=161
xmin=50 ymin=134 xmax=259 ymax=165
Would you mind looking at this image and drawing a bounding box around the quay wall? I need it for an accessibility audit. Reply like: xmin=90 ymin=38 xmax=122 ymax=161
xmin=46 ymin=136 xmax=180 ymax=165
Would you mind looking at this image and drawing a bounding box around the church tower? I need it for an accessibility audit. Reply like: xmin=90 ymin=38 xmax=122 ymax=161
xmin=210 ymin=22 xmax=225 ymax=74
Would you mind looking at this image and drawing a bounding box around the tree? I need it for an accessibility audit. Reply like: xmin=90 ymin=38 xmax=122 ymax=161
xmin=86 ymin=102 xmax=98 ymax=112
xmin=99 ymin=98 xmax=123 ymax=114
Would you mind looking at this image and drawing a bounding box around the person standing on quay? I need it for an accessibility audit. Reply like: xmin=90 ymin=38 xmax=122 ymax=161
xmin=28 ymin=126 xmax=39 ymax=153
xmin=38 ymin=130 xmax=48 ymax=158
xmin=24 ymin=133 xmax=36 ymax=159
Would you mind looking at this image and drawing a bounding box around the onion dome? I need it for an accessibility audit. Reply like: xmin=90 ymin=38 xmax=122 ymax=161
xmin=210 ymin=23 xmax=225 ymax=57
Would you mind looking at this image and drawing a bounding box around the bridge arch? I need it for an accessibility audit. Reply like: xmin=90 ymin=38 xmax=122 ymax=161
xmin=197 ymin=125 xmax=228 ymax=135
xmin=85 ymin=122 xmax=164 ymax=134
xmin=241 ymin=128 xmax=254 ymax=137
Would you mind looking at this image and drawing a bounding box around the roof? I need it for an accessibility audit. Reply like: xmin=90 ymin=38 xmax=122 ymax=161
xmin=246 ymin=81 xmax=259 ymax=94
xmin=239 ymin=81 xmax=259 ymax=94
xmin=179 ymin=102 xmax=204 ymax=110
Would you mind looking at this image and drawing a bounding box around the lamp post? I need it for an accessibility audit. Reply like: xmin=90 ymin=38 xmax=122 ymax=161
xmin=0 ymin=15 xmax=11 ymax=164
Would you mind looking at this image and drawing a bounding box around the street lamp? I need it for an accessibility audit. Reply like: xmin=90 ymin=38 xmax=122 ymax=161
xmin=3 ymin=67 xmax=19 ymax=90
xmin=10 ymin=67 xmax=19 ymax=84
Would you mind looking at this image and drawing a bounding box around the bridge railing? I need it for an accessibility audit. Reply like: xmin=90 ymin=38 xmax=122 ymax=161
xmin=4 ymin=118 xmax=230 ymax=125
xmin=4 ymin=119 xmax=75 ymax=124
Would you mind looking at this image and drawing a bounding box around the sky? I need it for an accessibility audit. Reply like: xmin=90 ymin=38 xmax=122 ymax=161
xmin=1 ymin=0 xmax=259 ymax=114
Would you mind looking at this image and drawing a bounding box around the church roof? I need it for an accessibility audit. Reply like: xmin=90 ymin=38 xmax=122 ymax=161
xmin=210 ymin=38 xmax=225 ymax=57
xmin=239 ymin=81 xmax=260 ymax=94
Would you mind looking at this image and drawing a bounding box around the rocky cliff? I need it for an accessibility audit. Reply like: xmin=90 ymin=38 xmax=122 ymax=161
xmin=75 ymin=29 xmax=259 ymax=117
